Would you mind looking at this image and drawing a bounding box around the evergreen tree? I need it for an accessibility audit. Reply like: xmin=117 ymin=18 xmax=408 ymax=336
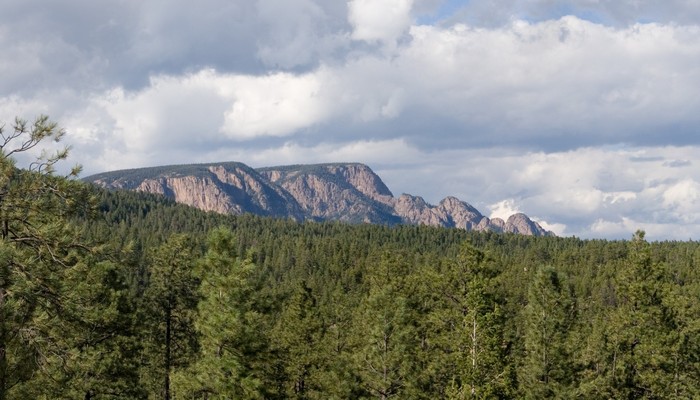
xmin=662 ymin=280 xmax=700 ymax=398
xmin=312 ymin=284 xmax=361 ymax=399
xmin=142 ymin=234 xmax=200 ymax=399
xmin=272 ymin=280 xmax=324 ymax=399
xmin=433 ymin=243 xmax=510 ymax=399
xmin=179 ymin=226 xmax=267 ymax=399
xmin=579 ymin=231 xmax=679 ymax=398
xmin=520 ymin=265 xmax=575 ymax=398
xmin=0 ymin=116 xmax=93 ymax=400
xmin=18 ymin=257 xmax=146 ymax=399
xmin=61 ymin=184 xmax=700 ymax=398
xmin=349 ymin=251 xmax=418 ymax=399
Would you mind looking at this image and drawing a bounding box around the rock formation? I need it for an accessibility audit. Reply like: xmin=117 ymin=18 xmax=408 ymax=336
xmin=86 ymin=161 xmax=553 ymax=236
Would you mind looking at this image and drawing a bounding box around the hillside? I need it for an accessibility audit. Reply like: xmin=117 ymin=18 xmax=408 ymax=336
xmin=85 ymin=161 xmax=553 ymax=236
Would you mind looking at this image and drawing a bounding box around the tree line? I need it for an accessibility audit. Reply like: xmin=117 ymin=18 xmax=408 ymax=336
xmin=2 ymin=117 xmax=699 ymax=399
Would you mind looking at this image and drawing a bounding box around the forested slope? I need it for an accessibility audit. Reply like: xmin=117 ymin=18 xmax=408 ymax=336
xmin=67 ymin=188 xmax=700 ymax=398
xmin=2 ymin=117 xmax=699 ymax=398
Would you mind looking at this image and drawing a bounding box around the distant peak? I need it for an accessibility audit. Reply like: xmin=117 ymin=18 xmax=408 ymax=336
xmin=85 ymin=160 xmax=555 ymax=236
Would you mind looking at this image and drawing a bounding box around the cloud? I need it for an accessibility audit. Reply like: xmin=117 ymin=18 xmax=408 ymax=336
xmin=489 ymin=199 xmax=522 ymax=220
xmin=663 ymin=159 xmax=692 ymax=168
xmin=226 ymin=138 xmax=422 ymax=169
xmin=255 ymin=0 xmax=350 ymax=69
xmin=3 ymin=1 xmax=700 ymax=240
xmin=436 ymin=0 xmax=700 ymax=27
xmin=101 ymin=71 xmax=230 ymax=149
xmin=402 ymin=18 xmax=700 ymax=149
xmin=662 ymin=179 xmax=700 ymax=223
xmin=348 ymin=0 xmax=414 ymax=44
xmin=221 ymin=71 xmax=331 ymax=139
xmin=8 ymin=10 xmax=700 ymax=151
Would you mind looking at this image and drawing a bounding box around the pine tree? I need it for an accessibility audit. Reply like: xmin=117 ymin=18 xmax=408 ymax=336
xmin=520 ymin=265 xmax=575 ymax=398
xmin=662 ymin=280 xmax=700 ymax=398
xmin=179 ymin=226 xmax=267 ymax=399
xmin=349 ymin=251 xmax=418 ymax=399
xmin=142 ymin=234 xmax=200 ymax=399
xmin=18 ymin=257 xmax=146 ymax=399
xmin=432 ymin=243 xmax=509 ymax=399
xmin=579 ymin=231 xmax=680 ymax=398
xmin=272 ymin=280 xmax=324 ymax=399
xmin=0 ymin=116 xmax=94 ymax=400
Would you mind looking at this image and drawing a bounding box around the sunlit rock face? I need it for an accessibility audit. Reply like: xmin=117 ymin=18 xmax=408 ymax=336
xmin=87 ymin=161 xmax=553 ymax=236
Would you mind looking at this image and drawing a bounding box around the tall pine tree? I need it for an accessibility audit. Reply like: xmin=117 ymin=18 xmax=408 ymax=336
xmin=349 ymin=250 xmax=418 ymax=399
xmin=432 ymin=243 xmax=510 ymax=399
xmin=180 ymin=227 xmax=267 ymax=399
xmin=0 ymin=116 xmax=93 ymax=400
xmin=520 ymin=265 xmax=575 ymax=398
xmin=142 ymin=234 xmax=200 ymax=399
xmin=272 ymin=280 xmax=324 ymax=399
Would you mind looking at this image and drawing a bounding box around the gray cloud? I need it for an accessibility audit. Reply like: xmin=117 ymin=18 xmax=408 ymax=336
xmin=2 ymin=0 xmax=700 ymax=239
xmin=664 ymin=159 xmax=692 ymax=168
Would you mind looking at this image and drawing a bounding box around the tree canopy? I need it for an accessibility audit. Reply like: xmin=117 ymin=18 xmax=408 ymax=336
xmin=2 ymin=116 xmax=700 ymax=398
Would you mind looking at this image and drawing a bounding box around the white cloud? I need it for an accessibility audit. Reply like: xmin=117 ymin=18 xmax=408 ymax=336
xmin=5 ymin=2 xmax=700 ymax=240
xmin=535 ymin=219 xmax=567 ymax=236
xmin=221 ymin=71 xmax=330 ymax=139
xmin=603 ymin=191 xmax=637 ymax=204
xmin=255 ymin=0 xmax=348 ymax=68
xmin=13 ymin=15 xmax=700 ymax=153
xmin=348 ymin=0 xmax=414 ymax=44
xmin=401 ymin=18 xmax=700 ymax=143
xmin=489 ymin=199 xmax=522 ymax=220
xmin=101 ymin=71 xmax=229 ymax=151
xmin=662 ymin=179 xmax=700 ymax=223
xmin=206 ymin=138 xmax=422 ymax=169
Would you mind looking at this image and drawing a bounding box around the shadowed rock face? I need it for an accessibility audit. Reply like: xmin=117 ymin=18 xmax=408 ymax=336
xmin=86 ymin=161 xmax=554 ymax=236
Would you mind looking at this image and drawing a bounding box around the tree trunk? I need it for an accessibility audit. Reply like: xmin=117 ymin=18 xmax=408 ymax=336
xmin=165 ymin=305 xmax=172 ymax=400
xmin=471 ymin=313 xmax=477 ymax=396
xmin=0 ymin=286 xmax=6 ymax=400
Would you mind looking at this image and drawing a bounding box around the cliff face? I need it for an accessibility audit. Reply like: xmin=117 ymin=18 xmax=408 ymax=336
xmin=86 ymin=161 xmax=553 ymax=236
xmin=91 ymin=162 xmax=304 ymax=219
xmin=259 ymin=163 xmax=399 ymax=224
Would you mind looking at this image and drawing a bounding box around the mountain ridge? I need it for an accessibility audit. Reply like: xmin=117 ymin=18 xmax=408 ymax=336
xmin=85 ymin=161 xmax=553 ymax=236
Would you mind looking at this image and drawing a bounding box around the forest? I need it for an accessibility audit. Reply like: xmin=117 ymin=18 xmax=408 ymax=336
xmin=2 ymin=117 xmax=700 ymax=399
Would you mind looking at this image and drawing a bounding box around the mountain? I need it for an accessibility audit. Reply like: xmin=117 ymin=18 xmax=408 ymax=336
xmin=85 ymin=162 xmax=553 ymax=236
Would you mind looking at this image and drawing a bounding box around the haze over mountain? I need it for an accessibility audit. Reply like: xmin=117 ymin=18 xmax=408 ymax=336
xmin=86 ymin=162 xmax=552 ymax=236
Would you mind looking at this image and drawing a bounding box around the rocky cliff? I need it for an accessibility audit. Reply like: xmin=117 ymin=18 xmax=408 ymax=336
xmin=90 ymin=162 xmax=304 ymax=219
xmin=86 ymin=161 xmax=553 ymax=236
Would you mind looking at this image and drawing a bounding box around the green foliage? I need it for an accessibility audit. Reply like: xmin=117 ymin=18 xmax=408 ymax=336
xmin=271 ymin=281 xmax=325 ymax=399
xmin=521 ymin=265 xmax=575 ymax=398
xmin=76 ymin=189 xmax=700 ymax=399
xmin=142 ymin=234 xmax=200 ymax=399
xmin=67 ymin=187 xmax=700 ymax=399
xmin=434 ymin=244 xmax=510 ymax=399
xmin=348 ymin=250 xmax=420 ymax=399
xmin=0 ymin=116 xmax=94 ymax=400
xmin=4 ymin=118 xmax=700 ymax=398
xmin=179 ymin=226 xmax=267 ymax=399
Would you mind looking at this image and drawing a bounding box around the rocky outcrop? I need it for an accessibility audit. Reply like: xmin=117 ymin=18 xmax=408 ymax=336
xmin=90 ymin=162 xmax=304 ymax=219
xmin=85 ymin=161 xmax=554 ymax=236
xmin=136 ymin=175 xmax=246 ymax=214
xmin=259 ymin=164 xmax=399 ymax=224
xmin=393 ymin=194 xmax=451 ymax=226
xmin=504 ymin=213 xmax=549 ymax=236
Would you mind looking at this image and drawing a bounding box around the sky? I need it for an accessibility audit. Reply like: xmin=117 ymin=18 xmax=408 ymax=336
xmin=2 ymin=0 xmax=700 ymax=240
